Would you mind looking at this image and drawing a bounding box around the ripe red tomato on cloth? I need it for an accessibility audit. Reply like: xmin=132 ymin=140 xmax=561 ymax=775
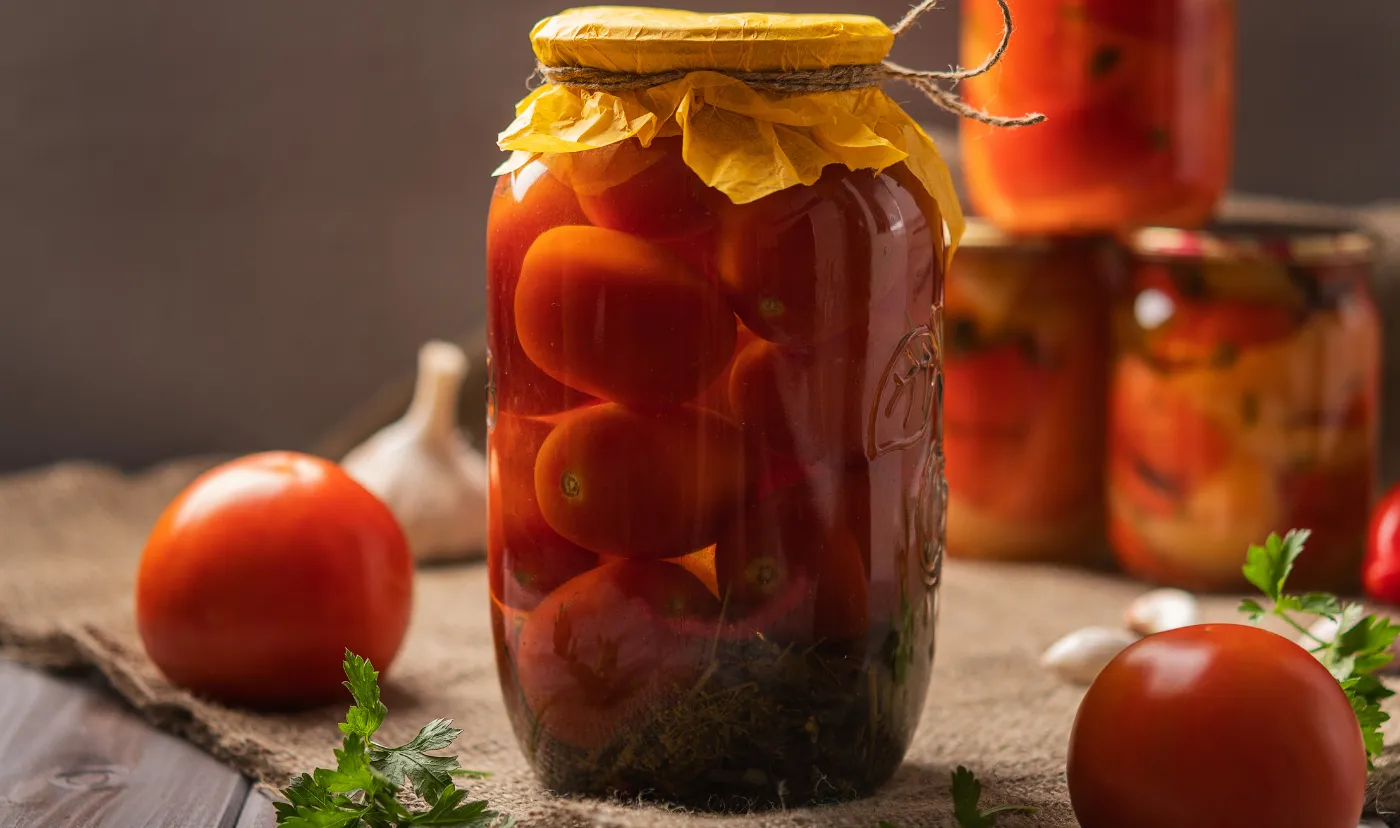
xmin=1067 ymin=624 xmax=1366 ymax=828
xmin=136 ymin=452 xmax=414 ymax=708
xmin=1364 ymin=484 xmax=1400 ymax=605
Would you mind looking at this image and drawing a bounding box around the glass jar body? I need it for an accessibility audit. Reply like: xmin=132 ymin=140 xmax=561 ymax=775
xmin=485 ymin=138 xmax=946 ymax=806
xmin=960 ymin=0 xmax=1235 ymax=234
xmin=944 ymin=230 xmax=1115 ymax=562
xmin=1108 ymin=233 xmax=1379 ymax=591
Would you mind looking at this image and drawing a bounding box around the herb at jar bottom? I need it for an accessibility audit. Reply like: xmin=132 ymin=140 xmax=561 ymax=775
xmin=274 ymin=651 xmax=512 ymax=828
xmin=878 ymin=766 xmax=1037 ymax=828
xmin=504 ymin=615 xmax=934 ymax=809
xmin=1239 ymin=529 xmax=1400 ymax=767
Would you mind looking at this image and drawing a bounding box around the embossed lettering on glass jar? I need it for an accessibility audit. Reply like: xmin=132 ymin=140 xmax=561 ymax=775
xmin=944 ymin=221 xmax=1117 ymax=563
xmin=1108 ymin=221 xmax=1380 ymax=592
xmin=483 ymin=4 xmax=991 ymax=808
xmin=960 ymin=0 xmax=1235 ymax=233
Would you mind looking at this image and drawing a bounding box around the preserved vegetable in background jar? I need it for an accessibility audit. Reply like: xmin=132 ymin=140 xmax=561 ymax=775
xmin=479 ymin=3 xmax=1029 ymax=807
xmin=960 ymin=0 xmax=1235 ymax=233
xmin=1108 ymin=222 xmax=1380 ymax=591
xmin=944 ymin=222 xmax=1116 ymax=562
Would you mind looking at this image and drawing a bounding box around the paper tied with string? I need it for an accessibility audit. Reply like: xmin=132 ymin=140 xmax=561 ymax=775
xmin=494 ymin=1 xmax=1044 ymax=260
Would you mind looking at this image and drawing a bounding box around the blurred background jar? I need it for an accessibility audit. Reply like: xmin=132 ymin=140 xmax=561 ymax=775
xmin=959 ymin=0 xmax=1235 ymax=234
xmin=1108 ymin=221 xmax=1380 ymax=591
xmin=944 ymin=220 xmax=1116 ymax=563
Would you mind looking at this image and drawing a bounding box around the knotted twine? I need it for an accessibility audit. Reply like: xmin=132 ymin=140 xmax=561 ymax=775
xmin=534 ymin=0 xmax=1046 ymax=129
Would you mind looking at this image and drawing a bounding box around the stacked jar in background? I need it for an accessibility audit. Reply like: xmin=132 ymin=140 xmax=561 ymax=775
xmin=949 ymin=0 xmax=1382 ymax=592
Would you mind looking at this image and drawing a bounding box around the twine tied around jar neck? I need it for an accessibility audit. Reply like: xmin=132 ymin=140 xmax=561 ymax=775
xmin=533 ymin=0 xmax=1045 ymax=129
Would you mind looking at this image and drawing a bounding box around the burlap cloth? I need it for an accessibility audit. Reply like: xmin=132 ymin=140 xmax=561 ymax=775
xmin=4 ymin=196 xmax=1400 ymax=827
xmin=4 ymin=456 xmax=1400 ymax=828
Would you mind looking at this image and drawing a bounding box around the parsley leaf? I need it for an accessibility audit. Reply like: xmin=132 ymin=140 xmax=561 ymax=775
xmin=371 ymin=718 xmax=465 ymax=805
xmin=1241 ymin=530 xmax=1309 ymax=602
xmin=275 ymin=650 xmax=510 ymax=827
xmin=340 ymin=651 xmax=387 ymax=739
xmin=950 ymin=766 xmax=1037 ymax=828
xmin=1239 ymin=529 xmax=1399 ymax=768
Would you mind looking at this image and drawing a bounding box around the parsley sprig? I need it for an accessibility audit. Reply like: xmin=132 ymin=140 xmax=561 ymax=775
xmin=274 ymin=651 xmax=511 ymax=827
xmin=1240 ymin=529 xmax=1400 ymax=767
xmin=880 ymin=766 xmax=1036 ymax=828
xmin=949 ymin=766 xmax=1037 ymax=827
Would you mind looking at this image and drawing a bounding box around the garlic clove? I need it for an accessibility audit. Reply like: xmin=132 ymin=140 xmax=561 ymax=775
xmin=342 ymin=340 xmax=489 ymax=564
xmin=1041 ymin=627 xmax=1141 ymax=686
xmin=1298 ymin=615 xmax=1341 ymax=652
xmin=1124 ymin=588 xmax=1200 ymax=636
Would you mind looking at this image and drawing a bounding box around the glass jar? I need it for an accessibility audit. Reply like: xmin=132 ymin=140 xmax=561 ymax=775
xmin=1108 ymin=221 xmax=1380 ymax=591
xmin=485 ymin=141 xmax=946 ymax=805
xmin=959 ymin=0 xmax=1235 ymax=233
xmin=944 ymin=221 xmax=1115 ymax=562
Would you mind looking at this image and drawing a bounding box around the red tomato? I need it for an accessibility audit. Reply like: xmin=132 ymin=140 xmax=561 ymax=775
xmin=486 ymin=160 xmax=595 ymax=416
xmin=1068 ymin=624 xmax=1366 ymax=828
xmin=1146 ymin=300 xmax=1300 ymax=368
xmin=716 ymin=165 xmax=932 ymax=347
xmin=487 ymin=414 xmax=599 ymax=610
xmin=840 ymin=451 xmax=929 ymax=624
xmin=1104 ymin=510 xmax=1228 ymax=590
xmin=515 ymin=560 xmax=719 ymax=749
xmin=964 ymin=92 xmax=1171 ymax=204
xmin=714 ymin=479 xmax=869 ymax=643
xmin=135 ymin=452 xmax=413 ymax=708
xmin=534 ymin=404 xmax=749 ymax=559
xmin=516 ymin=225 xmax=738 ymax=408
xmin=728 ymin=337 xmax=858 ymax=464
xmin=962 ymin=1 xmax=1158 ymax=114
xmin=1107 ymin=449 xmax=1183 ymax=519
xmin=567 ymin=137 xmax=721 ymax=241
xmin=1110 ymin=355 xmax=1230 ymax=491
xmin=1086 ymin=0 xmax=1187 ymax=43
xmin=943 ymin=339 xmax=1045 ymax=506
xmin=692 ymin=324 xmax=756 ymax=418
xmin=1363 ymin=483 xmax=1400 ymax=605
xmin=728 ymin=303 xmax=936 ymax=466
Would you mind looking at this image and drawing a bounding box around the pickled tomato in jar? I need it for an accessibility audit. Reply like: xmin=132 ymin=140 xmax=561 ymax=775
xmin=486 ymin=138 xmax=948 ymax=805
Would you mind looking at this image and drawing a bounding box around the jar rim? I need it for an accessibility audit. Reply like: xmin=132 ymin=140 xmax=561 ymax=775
xmin=1128 ymin=220 xmax=1377 ymax=266
xmin=958 ymin=218 xmax=1109 ymax=251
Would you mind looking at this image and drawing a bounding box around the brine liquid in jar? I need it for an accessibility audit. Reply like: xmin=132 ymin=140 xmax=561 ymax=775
xmin=944 ymin=222 xmax=1115 ymax=563
xmin=960 ymin=0 xmax=1235 ymax=233
xmin=485 ymin=137 xmax=946 ymax=806
xmin=1108 ymin=222 xmax=1380 ymax=592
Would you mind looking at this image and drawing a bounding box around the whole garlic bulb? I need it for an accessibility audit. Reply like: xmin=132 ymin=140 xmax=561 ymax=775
xmin=1041 ymin=627 xmax=1141 ymax=686
xmin=342 ymin=341 xmax=489 ymax=564
xmin=1124 ymin=588 xmax=1199 ymax=636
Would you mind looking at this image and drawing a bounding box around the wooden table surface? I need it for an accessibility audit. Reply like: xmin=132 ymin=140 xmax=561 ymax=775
xmin=0 ymin=660 xmax=277 ymax=828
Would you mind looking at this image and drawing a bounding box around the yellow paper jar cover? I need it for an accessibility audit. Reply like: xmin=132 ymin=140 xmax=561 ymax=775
xmin=495 ymin=5 xmax=966 ymax=253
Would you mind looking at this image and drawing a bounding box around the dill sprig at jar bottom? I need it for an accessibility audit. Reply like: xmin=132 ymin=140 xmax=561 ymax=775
xmin=484 ymin=3 xmax=1033 ymax=807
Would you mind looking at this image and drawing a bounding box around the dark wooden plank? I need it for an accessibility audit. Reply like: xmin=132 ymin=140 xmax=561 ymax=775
xmin=0 ymin=660 xmax=248 ymax=828
xmin=234 ymin=789 xmax=279 ymax=828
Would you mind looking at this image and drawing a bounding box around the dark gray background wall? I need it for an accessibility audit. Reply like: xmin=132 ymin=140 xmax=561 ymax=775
xmin=1 ymin=0 xmax=1396 ymax=471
